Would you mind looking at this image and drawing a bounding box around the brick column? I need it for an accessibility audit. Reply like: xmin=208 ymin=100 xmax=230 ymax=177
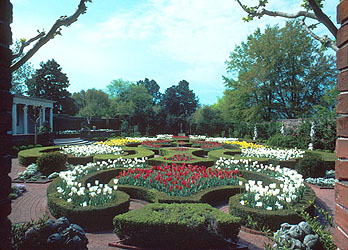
xmin=335 ymin=0 xmax=348 ymax=248
xmin=0 ymin=0 xmax=13 ymax=249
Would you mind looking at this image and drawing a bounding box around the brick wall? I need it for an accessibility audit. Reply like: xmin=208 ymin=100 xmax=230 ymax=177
xmin=0 ymin=0 xmax=12 ymax=249
xmin=335 ymin=0 xmax=348 ymax=249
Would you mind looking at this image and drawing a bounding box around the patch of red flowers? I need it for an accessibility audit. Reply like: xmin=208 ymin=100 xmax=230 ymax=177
xmin=192 ymin=141 xmax=223 ymax=151
xmin=164 ymin=154 xmax=193 ymax=162
xmin=117 ymin=163 xmax=240 ymax=196
xmin=141 ymin=140 xmax=171 ymax=149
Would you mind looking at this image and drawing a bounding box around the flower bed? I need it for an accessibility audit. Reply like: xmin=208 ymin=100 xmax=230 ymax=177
xmin=93 ymin=146 xmax=154 ymax=162
xmin=305 ymin=177 xmax=337 ymax=188
xmin=241 ymin=147 xmax=304 ymax=161
xmin=60 ymin=144 xmax=123 ymax=157
xmin=46 ymin=159 xmax=148 ymax=231
xmin=116 ymin=163 xmax=241 ymax=197
xmin=191 ymin=140 xmax=223 ymax=151
xmin=96 ymin=138 xmax=141 ymax=146
xmin=113 ymin=203 xmax=241 ymax=249
xmin=229 ymin=186 xmax=315 ymax=231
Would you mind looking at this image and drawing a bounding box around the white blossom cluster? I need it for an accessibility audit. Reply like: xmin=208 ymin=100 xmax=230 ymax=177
xmin=215 ymin=157 xmax=306 ymax=210
xmin=56 ymin=130 xmax=80 ymax=135
xmin=205 ymin=137 xmax=239 ymax=143
xmin=241 ymin=147 xmax=305 ymax=161
xmin=57 ymin=171 xmax=119 ymax=207
xmin=60 ymin=144 xmax=123 ymax=157
xmin=156 ymin=134 xmax=173 ymax=140
xmin=126 ymin=137 xmax=157 ymax=142
xmin=189 ymin=135 xmax=207 ymax=140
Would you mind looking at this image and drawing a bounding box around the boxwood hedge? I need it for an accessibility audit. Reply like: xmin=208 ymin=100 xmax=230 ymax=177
xmin=228 ymin=186 xmax=316 ymax=231
xmin=47 ymin=178 xmax=130 ymax=232
xmin=93 ymin=146 xmax=155 ymax=162
xmin=113 ymin=203 xmax=241 ymax=249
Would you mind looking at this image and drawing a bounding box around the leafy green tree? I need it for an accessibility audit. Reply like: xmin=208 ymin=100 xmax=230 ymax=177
xmin=137 ymin=78 xmax=162 ymax=104
xmin=107 ymin=78 xmax=132 ymax=99
xmin=223 ymin=21 xmax=336 ymax=122
xmin=10 ymin=40 xmax=34 ymax=95
xmin=73 ymin=88 xmax=110 ymax=121
xmin=192 ymin=105 xmax=223 ymax=136
xmin=160 ymin=80 xmax=199 ymax=133
xmin=25 ymin=59 xmax=76 ymax=114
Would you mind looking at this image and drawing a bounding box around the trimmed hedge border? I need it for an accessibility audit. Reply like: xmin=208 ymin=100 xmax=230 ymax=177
xmin=47 ymin=177 xmax=130 ymax=232
xmin=228 ymin=186 xmax=316 ymax=232
xmin=18 ymin=146 xmax=61 ymax=166
xmin=113 ymin=203 xmax=241 ymax=249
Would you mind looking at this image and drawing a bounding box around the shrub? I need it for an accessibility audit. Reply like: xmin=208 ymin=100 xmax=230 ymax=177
xmin=295 ymin=152 xmax=326 ymax=178
xmin=113 ymin=203 xmax=241 ymax=248
xmin=37 ymin=152 xmax=68 ymax=176
xmin=266 ymin=134 xmax=308 ymax=149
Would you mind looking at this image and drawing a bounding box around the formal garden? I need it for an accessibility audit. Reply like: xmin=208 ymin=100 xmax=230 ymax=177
xmin=9 ymin=132 xmax=338 ymax=249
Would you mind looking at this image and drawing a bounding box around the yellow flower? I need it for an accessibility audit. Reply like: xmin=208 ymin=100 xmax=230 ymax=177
xmin=96 ymin=138 xmax=140 ymax=146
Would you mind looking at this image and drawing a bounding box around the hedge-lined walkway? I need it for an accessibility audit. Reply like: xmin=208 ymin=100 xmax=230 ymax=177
xmin=9 ymin=159 xmax=335 ymax=250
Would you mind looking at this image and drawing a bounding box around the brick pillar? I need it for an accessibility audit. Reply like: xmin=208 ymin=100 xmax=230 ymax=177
xmin=0 ymin=0 xmax=12 ymax=249
xmin=335 ymin=0 xmax=348 ymax=248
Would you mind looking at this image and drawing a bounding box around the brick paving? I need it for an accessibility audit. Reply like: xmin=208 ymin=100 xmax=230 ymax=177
xmin=9 ymin=159 xmax=335 ymax=250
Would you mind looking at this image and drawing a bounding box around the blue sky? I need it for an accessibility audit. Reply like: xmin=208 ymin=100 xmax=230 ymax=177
xmin=11 ymin=0 xmax=337 ymax=105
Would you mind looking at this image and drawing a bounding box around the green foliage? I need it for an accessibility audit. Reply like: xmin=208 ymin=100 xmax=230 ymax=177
xmin=136 ymin=78 xmax=162 ymax=104
xmin=38 ymin=121 xmax=50 ymax=134
xmin=266 ymin=134 xmax=307 ymax=149
xmin=113 ymin=203 xmax=241 ymax=248
xmin=300 ymin=206 xmax=336 ymax=250
xmin=37 ymin=152 xmax=67 ymax=176
xmin=10 ymin=215 xmax=50 ymax=250
xmin=295 ymin=152 xmax=326 ymax=178
xmin=221 ymin=21 xmax=336 ymax=122
xmin=73 ymin=88 xmax=111 ymax=119
xmin=192 ymin=105 xmax=224 ymax=136
xmin=229 ymin=187 xmax=316 ymax=232
xmin=25 ymin=59 xmax=76 ymax=115
xmin=47 ymin=178 xmax=130 ymax=231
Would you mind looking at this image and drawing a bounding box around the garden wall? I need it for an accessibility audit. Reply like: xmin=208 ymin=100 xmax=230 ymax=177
xmin=335 ymin=1 xmax=348 ymax=248
xmin=0 ymin=1 xmax=13 ymax=249
xmin=53 ymin=114 xmax=121 ymax=131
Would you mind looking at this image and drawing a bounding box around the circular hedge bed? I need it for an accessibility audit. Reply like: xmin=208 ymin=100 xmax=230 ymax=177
xmin=47 ymin=177 xmax=130 ymax=232
xmin=228 ymin=186 xmax=316 ymax=231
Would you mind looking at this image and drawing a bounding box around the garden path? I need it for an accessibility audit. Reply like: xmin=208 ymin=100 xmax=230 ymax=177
xmin=9 ymin=159 xmax=335 ymax=250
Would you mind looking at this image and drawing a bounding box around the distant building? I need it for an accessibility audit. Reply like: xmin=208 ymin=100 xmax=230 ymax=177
xmin=12 ymin=95 xmax=54 ymax=135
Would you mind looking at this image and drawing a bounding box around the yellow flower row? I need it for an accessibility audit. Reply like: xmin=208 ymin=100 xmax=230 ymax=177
xmin=96 ymin=138 xmax=140 ymax=146
xmin=224 ymin=140 xmax=264 ymax=149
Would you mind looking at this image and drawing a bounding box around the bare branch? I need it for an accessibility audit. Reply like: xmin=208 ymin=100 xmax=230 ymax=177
xmin=308 ymin=0 xmax=337 ymax=38
xmin=12 ymin=32 xmax=45 ymax=60
xmin=300 ymin=18 xmax=338 ymax=52
xmin=10 ymin=0 xmax=92 ymax=73
xmin=235 ymin=0 xmax=318 ymax=20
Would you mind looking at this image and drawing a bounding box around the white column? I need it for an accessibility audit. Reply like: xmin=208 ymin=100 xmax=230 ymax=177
xmin=23 ymin=105 xmax=28 ymax=134
xmin=50 ymin=108 xmax=53 ymax=132
xmin=41 ymin=107 xmax=46 ymax=126
xmin=12 ymin=103 xmax=17 ymax=135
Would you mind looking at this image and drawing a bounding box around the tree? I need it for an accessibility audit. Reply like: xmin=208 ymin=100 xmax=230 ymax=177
xmin=10 ymin=40 xmax=34 ymax=94
xmin=235 ymin=0 xmax=337 ymax=51
xmin=26 ymin=59 xmax=76 ymax=114
xmin=223 ymin=21 xmax=336 ymax=121
xmin=11 ymin=0 xmax=93 ymax=72
xmin=160 ymin=80 xmax=199 ymax=133
xmin=107 ymin=78 xmax=133 ymax=99
xmin=192 ymin=105 xmax=223 ymax=136
xmin=73 ymin=88 xmax=111 ymax=122
xmin=137 ymin=78 xmax=162 ymax=104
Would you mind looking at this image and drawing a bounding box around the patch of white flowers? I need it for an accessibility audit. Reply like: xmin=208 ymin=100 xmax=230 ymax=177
xmin=58 ymin=171 xmax=118 ymax=207
xmin=215 ymin=157 xmax=306 ymax=210
xmin=241 ymin=147 xmax=305 ymax=161
xmin=55 ymin=157 xmax=147 ymax=207
xmin=126 ymin=137 xmax=157 ymax=142
xmin=60 ymin=144 xmax=123 ymax=157
xmin=205 ymin=137 xmax=239 ymax=143
xmin=156 ymin=134 xmax=173 ymax=140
